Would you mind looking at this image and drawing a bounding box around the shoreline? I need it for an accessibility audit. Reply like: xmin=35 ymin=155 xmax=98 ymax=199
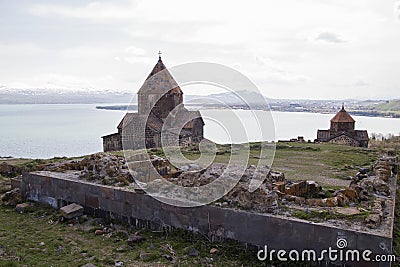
xmin=95 ymin=104 xmax=400 ymax=119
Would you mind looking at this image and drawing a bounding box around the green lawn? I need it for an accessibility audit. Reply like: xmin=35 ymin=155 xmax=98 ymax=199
xmin=175 ymin=142 xmax=380 ymax=188
xmin=271 ymin=142 xmax=379 ymax=187
xmin=0 ymin=203 xmax=266 ymax=267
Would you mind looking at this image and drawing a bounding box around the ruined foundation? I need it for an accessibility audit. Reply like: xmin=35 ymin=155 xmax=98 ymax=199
xmin=17 ymin=155 xmax=398 ymax=267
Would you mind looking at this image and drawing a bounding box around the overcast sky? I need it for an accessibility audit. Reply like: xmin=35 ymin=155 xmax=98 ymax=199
xmin=1 ymin=0 xmax=400 ymax=99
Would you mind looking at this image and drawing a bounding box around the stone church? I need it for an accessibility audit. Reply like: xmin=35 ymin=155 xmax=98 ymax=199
xmin=316 ymin=105 xmax=369 ymax=147
xmin=102 ymin=55 xmax=204 ymax=152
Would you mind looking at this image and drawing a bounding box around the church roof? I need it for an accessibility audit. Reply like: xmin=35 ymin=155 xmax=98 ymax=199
xmin=330 ymin=105 xmax=355 ymax=123
xmin=137 ymin=56 xmax=181 ymax=95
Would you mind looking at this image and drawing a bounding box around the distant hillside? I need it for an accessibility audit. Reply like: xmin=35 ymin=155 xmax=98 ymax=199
xmin=371 ymin=100 xmax=400 ymax=112
xmin=0 ymin=89 xmax=136 ymax=104
xmin=0 ymin=88 xmax=270 ymax=106
xmin=186 ymin=90 xmax=273 ymax=105
xmin=2 ymin=88 xmax=400 ymax=118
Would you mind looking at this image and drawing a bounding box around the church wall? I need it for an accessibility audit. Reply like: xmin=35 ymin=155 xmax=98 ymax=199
xmin=103 ymin=58 xmax=204 ymax=152
xmin=330 ymin=122 xmax=355 ymax=132
xmin=329 ymin=135 xmax=360 ymax=147
xmin=317 ymin=130 xmax=330 ymax=141
xmin=138 ymin=94 xmax=162 ymax=115
xmin=191 ymin=118 xmax=204 ymax=143
xmin=103 ymin=133 xmax=122 ymax=152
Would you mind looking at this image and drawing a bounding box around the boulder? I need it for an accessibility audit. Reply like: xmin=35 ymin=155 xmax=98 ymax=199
xmin=335 ymin=207 xmax=362 ymax=216
xmin=10 ymin=178 xmax=21 ymax=190
xmin=15 ymin=203 xmax=31 ymax=213
xmin=60 ymin=203 xmax=84 ymax=219
xmin=306 ymin=181 xmax=322 ymax=196
xmin=0 ymin=162 xmax=22 ymax=178
xmin=127 ymin=234 xmax=146 ymax=244
xmin=293 ymin=196 xmax=306 ymax=205
xmin=284 ymin=180 xmax=321 ymax=198
xmin=1 ymin=188 xmax=21 ymax=206
xmin=325 ymin=197 xmax=338 ymax=207
xmin=285 ymin=181 xmax=307 ymax=197
xmin=269 ymin=171 xmax=285 ymax=182
xmin=306 ymin=198 xmax=322 ymax=206
xmin=188 ymin=248 xmax=199 ymax=257
xmin=359 ymin=177 xmax=390 ymax=196
xmin=336 ymin=193 xmax=349 ymax=207
xmin=94 ymin=229 xmax=104 ymax=236
xmin=365 ymin=199 xmax=385 ymax=228
xmin=373 ymin=158 xmax=394 ymax=182
xmin=365 ymin=213 xmax=382 ymax=227
xmin=339 ymin=188 xmax=358 ymax=201
xmin=273 ymin=181 xmax=285 ymax=193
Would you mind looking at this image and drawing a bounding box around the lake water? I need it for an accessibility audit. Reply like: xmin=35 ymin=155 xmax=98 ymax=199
xmin=1 ymin=104 xmax=399 ymax=158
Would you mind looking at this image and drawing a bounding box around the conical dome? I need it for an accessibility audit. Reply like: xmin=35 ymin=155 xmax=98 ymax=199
xmin=137 ymin=56 xmax=181 ymax=94
xmin=330 ymin=105 xmax=355 ymax=123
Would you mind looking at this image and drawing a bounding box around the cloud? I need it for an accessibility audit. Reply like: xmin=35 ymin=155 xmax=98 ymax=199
xmin=123 ymin=56 xmax=153 ymax=65
xmin=60 ymin=46 xmax=116 ymax=59
xmin=395 ymin=0 xmax=400 ymax=20
xmin=252 ymin=56 xmax=311 ymax=85
xmin=125 ymin=46 xmax=146 ymax=56
xmin=28 ymin=1 xmax=138 ymax=21
xmin=353 ymin=80 xmax=369 ymax=87
xmin=0 ymin=43 xmax=44 ymax=56
xmin=4 ymin=0 xmax=399 ymax=99
xmin=315 ymin=32 xmax=347 ymax=43
xmin=60 ymin=45 xmax=148 ymax=65
xmin=32 ymin=73 xmax=94 ymax=90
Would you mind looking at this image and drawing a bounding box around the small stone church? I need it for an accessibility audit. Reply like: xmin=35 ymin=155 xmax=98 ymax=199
xmin=102 ymin=55 xmax=204 ymax=152
xmin=316 ymin=105 xmax=369 ymax=147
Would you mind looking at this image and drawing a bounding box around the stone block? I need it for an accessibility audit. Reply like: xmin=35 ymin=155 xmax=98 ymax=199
xmin=83 ymin=183 xmax=100 ymax=195
xmin=120 ymin=202 xmax=133 ymax=217
xmin=85 ymin=194 xmax=99 ymax=209
xmin=94 ymin=209 xmax=109 ymax=219
xmin=60 ymin=203 xmax=84 ymax=219
xmin=114 ymin=189 xmax=126 ymax=203
xmin=101 ymin=187 xmax=115 ymax=200
xmin=40 ymin=176 xmax=53 ymax=196
xmin=98 ymin=197 xmax=112 ymax=211
xmin=125 ymin=191 xmax=139 ymax=205
xmin=39 ymin=196 xmax=58 ymax=208
xmin=110 ymin=200 xmax=125 ymax=215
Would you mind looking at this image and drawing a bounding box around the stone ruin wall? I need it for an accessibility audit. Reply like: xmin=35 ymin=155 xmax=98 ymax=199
xmin=18 ymin=170 xmax=395 ymax=267
xmin=11 ymin=152 xmax=399 ymax=266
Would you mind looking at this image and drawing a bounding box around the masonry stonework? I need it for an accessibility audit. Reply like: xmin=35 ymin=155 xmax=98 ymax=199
xmin=102 ymin=56 xmax=204 ymax=151
xmin=316 ymin=105 xmax=369 ymax=147
xmin=20 ymin=171 xmax=394 ymax=267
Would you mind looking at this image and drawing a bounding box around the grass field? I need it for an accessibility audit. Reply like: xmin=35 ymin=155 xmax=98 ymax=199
xmin=371 ymin=100 xmax=400 ymax=113
xmin=150 ymin=141 xmax=381 ymax=188
xmin=0 ymin=198 xmax=266 ymax=267
xmin=271 ymin=142 xmax=380 ymax=187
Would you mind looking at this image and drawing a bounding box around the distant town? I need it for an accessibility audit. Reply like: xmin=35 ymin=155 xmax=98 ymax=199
xmin=1 ymin=87 xmax=399 ymax=118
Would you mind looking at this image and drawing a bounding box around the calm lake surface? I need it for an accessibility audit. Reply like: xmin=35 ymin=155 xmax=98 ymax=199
xmin=1 ymin=104 xmax=399 ymax=158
